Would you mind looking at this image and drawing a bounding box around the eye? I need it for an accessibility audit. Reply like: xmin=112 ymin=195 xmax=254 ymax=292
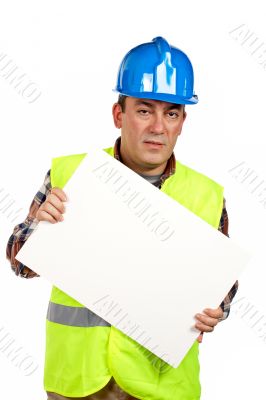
xmin=137 ymin=109 xmax=150 ymax=116
xmin=168 ymin=111 xmax=179 ymax=119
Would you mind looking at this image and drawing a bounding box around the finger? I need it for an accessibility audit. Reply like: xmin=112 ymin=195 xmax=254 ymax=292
xmin=203 ymin=307 xmax=224 ymax=319
xmin=36 ymin=210 xmax=59 ymax=224
xmin=195 ymin=321 xmax=214 ymax=333
xmin=47 ymin=193 xmax=66 ymax=214
xmin=195 ymin=313 xmax=219 ymax=328
xmin=41 ymin=202 xmax=64 ymax=222
xmin=50 ymin=187 xmax=68 ymax=202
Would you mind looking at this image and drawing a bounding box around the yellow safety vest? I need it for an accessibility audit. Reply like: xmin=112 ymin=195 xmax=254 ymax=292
xmin=44 ymin=147 xmax=224 ymax=399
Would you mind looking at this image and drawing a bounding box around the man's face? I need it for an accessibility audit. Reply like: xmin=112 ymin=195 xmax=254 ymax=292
xmin=112 ymin=97 xmax=187 ymax=175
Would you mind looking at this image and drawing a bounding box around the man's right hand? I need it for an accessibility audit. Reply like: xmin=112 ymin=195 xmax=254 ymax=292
xmin=36 ymin=187 xmax=67 ymax=223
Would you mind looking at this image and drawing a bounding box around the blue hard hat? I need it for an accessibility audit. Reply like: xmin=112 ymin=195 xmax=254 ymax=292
xmin=114 ymin=36 xmax=198 ymax=105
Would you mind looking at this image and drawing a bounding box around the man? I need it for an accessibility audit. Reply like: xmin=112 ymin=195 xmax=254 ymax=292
xmin=6 ymin=37 xmax=238 ymax=400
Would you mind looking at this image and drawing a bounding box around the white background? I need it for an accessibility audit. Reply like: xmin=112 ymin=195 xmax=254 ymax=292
xmin=1 ymin=0 xmax=266 ymax=399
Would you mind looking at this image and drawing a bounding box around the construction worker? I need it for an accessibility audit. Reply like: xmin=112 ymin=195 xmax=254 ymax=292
xmin=6 ymin=37 xmax=238 ymax=400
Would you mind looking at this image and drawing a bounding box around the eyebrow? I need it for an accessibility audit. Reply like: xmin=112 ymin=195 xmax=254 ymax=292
xmin=134 ymin=100 xmax=183 ymax=111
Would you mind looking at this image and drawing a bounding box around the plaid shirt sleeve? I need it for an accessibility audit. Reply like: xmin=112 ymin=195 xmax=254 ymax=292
xmin=6 ymin=170 xmax=51 ymax=278
xmin=218 ymin=198 xmax=239 ymax=321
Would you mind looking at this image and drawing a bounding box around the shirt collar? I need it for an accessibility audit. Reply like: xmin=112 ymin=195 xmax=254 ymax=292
xmin=113 ymin=136 xmax=176 ymax=185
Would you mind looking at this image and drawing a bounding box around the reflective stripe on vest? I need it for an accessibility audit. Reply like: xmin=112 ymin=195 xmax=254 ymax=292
xmin=47 ymin=301 xmax=111 ymax=327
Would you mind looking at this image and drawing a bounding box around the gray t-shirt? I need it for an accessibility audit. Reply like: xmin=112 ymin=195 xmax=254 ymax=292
xmin=137 ymin=172 xmax=162 ymax=188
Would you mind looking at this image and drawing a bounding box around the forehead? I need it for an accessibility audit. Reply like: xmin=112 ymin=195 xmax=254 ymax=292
xmin=128 ymin=97 xmax=183 ymax=110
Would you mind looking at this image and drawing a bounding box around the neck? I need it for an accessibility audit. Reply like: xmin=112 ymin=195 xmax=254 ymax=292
xmin=120 ymin=152 xmax=167 ymax=176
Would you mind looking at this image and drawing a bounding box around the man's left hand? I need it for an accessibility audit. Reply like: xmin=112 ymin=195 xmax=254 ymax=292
xmin=195 ymin=306 xmax=224 ymax=343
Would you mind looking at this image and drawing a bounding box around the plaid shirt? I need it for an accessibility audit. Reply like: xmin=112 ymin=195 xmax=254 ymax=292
xmin=6 ymin=136 xmax=238 ymax=321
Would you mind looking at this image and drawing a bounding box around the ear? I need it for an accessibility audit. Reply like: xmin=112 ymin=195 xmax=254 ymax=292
xmin=177 ymin=110 xmax=187 ymax=137
xmin=112 ymin=103 xmax=123 ymax=129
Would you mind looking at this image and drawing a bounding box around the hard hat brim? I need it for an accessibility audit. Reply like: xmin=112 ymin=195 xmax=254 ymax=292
xmin=113 ymin=89 xmax=198 ymax=105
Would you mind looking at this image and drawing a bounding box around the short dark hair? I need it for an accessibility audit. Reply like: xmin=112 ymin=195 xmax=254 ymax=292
xmin=117 ymin=94 xmax=186 ymax=114
xmin=117 ymin=94 xmax=127 ymax=112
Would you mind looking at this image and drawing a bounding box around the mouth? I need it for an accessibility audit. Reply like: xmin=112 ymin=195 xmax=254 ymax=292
xmin=143 ymin=140 xmax=165 ymax=148
xmin=145 ymin=140 xmax=163 ymax=144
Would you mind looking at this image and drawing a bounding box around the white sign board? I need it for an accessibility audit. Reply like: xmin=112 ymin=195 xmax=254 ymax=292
xmin=16 ymin=148 xmax=251 ymax=368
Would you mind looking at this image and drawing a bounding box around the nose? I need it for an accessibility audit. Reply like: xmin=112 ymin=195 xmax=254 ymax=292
xmin=150 ymin=112 xmax=165 ymax=134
